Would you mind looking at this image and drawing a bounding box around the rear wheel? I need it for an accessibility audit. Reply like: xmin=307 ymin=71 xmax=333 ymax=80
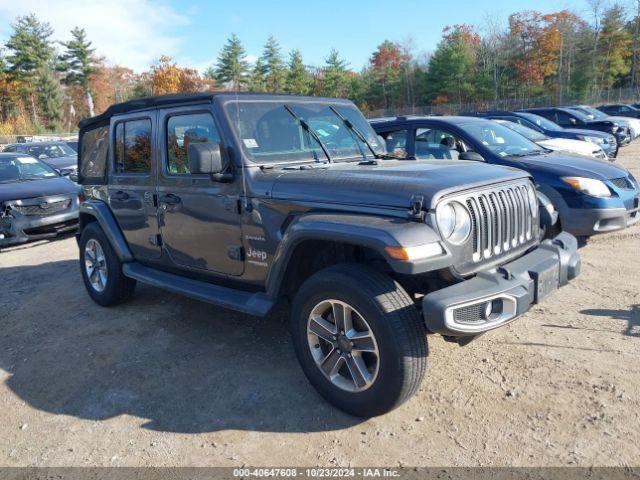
xmin=290 ymin=263 xmax=428 ymax=417
xmin=79 ymin=222 xmax=136 ymax=306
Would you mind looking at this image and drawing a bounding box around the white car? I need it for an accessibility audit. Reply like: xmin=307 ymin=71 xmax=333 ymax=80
xmin=493 ymin=120 xmax=608 ymax=160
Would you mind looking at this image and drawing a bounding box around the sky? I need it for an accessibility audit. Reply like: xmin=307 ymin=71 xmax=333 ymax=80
xmin=0 ymin=0 xmax=595 ymax=73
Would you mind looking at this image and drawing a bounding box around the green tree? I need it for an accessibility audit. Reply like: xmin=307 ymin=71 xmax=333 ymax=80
xmin=213 ymin=33 xmax=249 ymax=90
xmin=321 ymin=48 xmax=349 ymax=97
xmin=4 ymin=14 xmax=54 ymax=79
xmin=596 ymin=4 xmax=631 ymax=92
xmin=248 ymin=58 xmax=267 ymax=92
xmin=59 ymin=27 xmax=98 ymax=116
xmin=260 ymin=35 xmax=285 ymax=92
xmin=284 ymin=49 xmax=312 ymax=95
xmin=36 ymin=67 xmax=62 ymax=130
xmin=424 ymin=25 xmax=482 ymax=105
xmin=4 ymin=14 xmax=55 ymax=122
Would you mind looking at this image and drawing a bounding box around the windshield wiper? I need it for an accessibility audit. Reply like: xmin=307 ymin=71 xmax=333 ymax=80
xmin=283 ymin=105 xmax=332 ymax=163
xmin=328 ymin=106 xmax=394 ymax=160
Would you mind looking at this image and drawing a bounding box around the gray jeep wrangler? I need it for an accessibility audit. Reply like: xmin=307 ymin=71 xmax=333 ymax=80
xmin=77 ymin=93 xmax=580 ymax=417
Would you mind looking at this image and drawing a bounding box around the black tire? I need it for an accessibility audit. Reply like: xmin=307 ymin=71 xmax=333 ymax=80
xmin=79 ymin=222 xmax=136 ymax=306
xmin=290 ymin=263 xmax=428 ymax=417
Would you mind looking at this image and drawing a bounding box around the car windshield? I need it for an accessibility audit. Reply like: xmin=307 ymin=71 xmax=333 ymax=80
xmin=224 ymin=101 xmax=385 ymax=164
xmin=568 ymin=107 xmax=599 ymax=121
xmin=494 ymin=120 xmax=548 ymax=141
xmin=518 ymin=112 xmax=562 ymax=131
xmin=26 ymin=143 xmax=76 ymax=159
xmin=459 ymin=121 xmax=546 ymax=157
xmin=0 ymin=156 xmax=58 ymax=183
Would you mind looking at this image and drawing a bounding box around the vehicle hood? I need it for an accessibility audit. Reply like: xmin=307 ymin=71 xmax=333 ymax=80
xmin=41 ymin=155 xmax=77 ymax=170
xmin=503 ymin=153 xmax=629 ymax=181
xmin=268 ymin=160 xmax=529 ymax=209
xmin=0 ymin=176 xmax=79 ymax=203
xmin=537 ymin=138 xmax=601 ymax=156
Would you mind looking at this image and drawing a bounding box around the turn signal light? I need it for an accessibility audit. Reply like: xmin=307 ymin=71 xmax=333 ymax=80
xmin=384 ymin=243 xmax=443 ymax=261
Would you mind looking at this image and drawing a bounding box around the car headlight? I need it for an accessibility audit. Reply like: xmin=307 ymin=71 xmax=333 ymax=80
xmin=561 ymin=177 xmax=611 ymax=197
xmin=436 ymin=201 xmax=472 ymax=245
xmin=578 ymin=135 xmax=604 ymax=144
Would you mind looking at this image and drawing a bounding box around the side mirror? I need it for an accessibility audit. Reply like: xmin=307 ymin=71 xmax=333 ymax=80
xmin=459 ymin=151 xmax=485 ymax=162
xmin=69 ymin=172 xmax=79 ymax=183
xmin=38 ymin=154 xmax=47 ymax=160
xmin=569 ymin=118 xmax=577 ymax=126
xmin=188 ymin=142 xmax=232 ymax=181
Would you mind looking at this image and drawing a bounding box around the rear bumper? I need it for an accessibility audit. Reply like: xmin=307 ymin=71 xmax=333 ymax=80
xmin=422 ymin=232 xmax=580 ymax=337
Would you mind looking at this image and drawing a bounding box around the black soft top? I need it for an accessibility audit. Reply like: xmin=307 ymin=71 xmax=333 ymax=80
xmin=78 ymin=92 xmax=354 ymax=130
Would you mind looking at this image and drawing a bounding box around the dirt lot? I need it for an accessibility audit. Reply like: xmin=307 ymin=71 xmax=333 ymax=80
xmin=0 ymin=146 xmax=638 ymax=468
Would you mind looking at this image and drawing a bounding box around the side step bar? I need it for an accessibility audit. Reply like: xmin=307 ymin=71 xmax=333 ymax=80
xmin=122 ymin=263 xmax=274 ymax=317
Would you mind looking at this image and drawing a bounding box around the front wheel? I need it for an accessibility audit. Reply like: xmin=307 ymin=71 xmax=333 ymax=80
xmin=290 ymin=263 xmax=428 ymax=417
xmin=79 ymin=222 xmax=136 ymax=306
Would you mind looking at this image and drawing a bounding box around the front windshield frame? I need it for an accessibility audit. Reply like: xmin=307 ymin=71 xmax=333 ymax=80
xmin=222 ymin=99 xmax=385 ymax=165
xmin=459 ymin=121 xmax=546 ymax=158
xmin=26 ymin=143 xmax=77 ymax=159
xmin=0 ymin=156 xmax=59 ymax=183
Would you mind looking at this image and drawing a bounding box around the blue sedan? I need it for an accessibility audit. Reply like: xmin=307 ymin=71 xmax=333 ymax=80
xmin=371 ymin=116 xmax=640 ymax=237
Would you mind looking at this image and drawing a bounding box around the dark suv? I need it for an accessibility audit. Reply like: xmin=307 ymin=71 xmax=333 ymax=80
xmin=76 ymin=93 xmax=580 ymax=417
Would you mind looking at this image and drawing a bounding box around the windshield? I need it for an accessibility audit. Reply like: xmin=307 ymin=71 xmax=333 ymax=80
xmin=0 ymin=156 xmax=58 ymax=183
xmin=518 ymin=112 xmax=562 ymax=131
xmin=27 ymin=143 xmax=76 ymax=159
xmin=566 ymin=107 xmax=596 ymax=121
xmin=224 ymin=101 xmax=385 ymax=163
xmin=494 ymin=120 xmax=548 ymax=141
xmin=459 ymin=121 xmax=545 ymax=157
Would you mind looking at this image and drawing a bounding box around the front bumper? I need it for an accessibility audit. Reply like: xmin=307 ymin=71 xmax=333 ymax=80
xmin=562 ymin=203 xmax=640 ymax=236
xmin=422 ymin=232 xmax=580 ymax=337
xmin=0 ymin=197 xmax=79 ymax=247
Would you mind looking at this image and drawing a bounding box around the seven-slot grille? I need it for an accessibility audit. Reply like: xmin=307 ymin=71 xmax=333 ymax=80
xmin=464 ymin=182 xmax=537 ymax=262
xmin=610 ymin=177 xmax=633 ymax=190
xmin=12 ymin=199 xmax=71 ymax=216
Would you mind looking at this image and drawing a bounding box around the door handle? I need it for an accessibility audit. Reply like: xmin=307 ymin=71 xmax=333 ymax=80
xmin=160 ymin=193 xmax=181 ymax=205
xmin=110 ymin=191 xmax=129 ymax=201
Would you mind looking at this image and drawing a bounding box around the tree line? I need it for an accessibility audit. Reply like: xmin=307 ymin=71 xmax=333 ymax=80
xmin=1 ymin=3 xmax=640 ymax=134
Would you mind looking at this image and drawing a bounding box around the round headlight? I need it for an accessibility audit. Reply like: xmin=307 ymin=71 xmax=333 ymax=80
xmin=436 ymin=201 xmax=471 ymax=245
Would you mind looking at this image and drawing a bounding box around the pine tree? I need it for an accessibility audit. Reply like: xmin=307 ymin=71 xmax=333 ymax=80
xmin=261 ymin=35 xmax=285 ymax=92
xmin=214 ymin=33 xmax=249 ymax=90
xmin=248 ymin=58 xmax=267 ymax=92
xmin=4 ymin=14 xmax=54 ymax=80
xmin=4 ymin=14 xmax=57 ymax=125
xmin=321 ymin=48 xmax=349 ymax=97
xmin=36 ymin=67 xmax=62 ymax=130
xmin=59 ymin=27 xmax=97 ymax=116
xmin=285 ymin=49 xmax=312 ymax=95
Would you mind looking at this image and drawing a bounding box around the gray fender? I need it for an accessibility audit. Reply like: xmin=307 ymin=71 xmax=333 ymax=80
xmin=265 ymin=212 xmax=452 ymax=297
xmin=79 ymin=200 xmax=134 ymax=262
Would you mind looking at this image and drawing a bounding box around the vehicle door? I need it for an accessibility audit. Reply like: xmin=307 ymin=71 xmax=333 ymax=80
xmin=157 ymin=106 xmax=243 ymax=276
xmin=108 ymin=112 xmax=162 ymax=260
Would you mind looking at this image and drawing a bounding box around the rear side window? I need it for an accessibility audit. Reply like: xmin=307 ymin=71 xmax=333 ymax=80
xmin=114 ymin=118 xmax=152 ymax=174
xmin=79 ymin=125 xmax=109 ymax=183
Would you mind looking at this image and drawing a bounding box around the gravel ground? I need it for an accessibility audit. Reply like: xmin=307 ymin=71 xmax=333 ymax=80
xmin=0 ymin=145 xmax=638 ymax=468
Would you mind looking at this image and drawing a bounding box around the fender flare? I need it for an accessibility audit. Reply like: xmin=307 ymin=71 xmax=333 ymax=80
xmin=79 ymin=200 xmax=134 ymax=262
xmin=265 ymin=212 xmax=451 ymax=297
